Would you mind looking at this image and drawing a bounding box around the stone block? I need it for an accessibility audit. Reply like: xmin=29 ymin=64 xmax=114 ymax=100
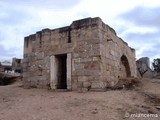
xmin=91 ymin=70 xmax=100 ymax=75
xmin=37 ymin=60 xmax=44 ymax=65
xmin=83 ymin=82 xmax=91 ymax=88
xmin=77 ymin=82 xmax=83 ymax=88
xmin=88 ymin=76 xmax=100 ymax=82
xmin=72 ymin=70 xmax=83 ymax=76
xmin=92 ymin=44 xmax=100 ymax=49
xmin=110 ymin=50 xmax=115 ymax=56
xmin=23 ymin=72 xmax=28 ymax=78
xmin=77 ymin=88 xmax=82 ymax=93
xmin=23 ymin=68 xmax=27 ymax=72
xmin=23 ymin=58 xmax=29 ymax=63
xmin=72 ymin=53 xmax=80 ymax=57
xmin=93 ymin=57 xmax=99 ymax=61
xmin=80 ymin=58 xmax=92 ymax=62
xmin=74 ymin=46 xmax=84 ymax=52
xmin=29 ymin=77 xmax=36 ymax=81
xmin=78 ymin=76 xmax=87 ymax=82
xmin=51 ymin=48 xmax=72 ymax=55
xmin=122 ymin=48 xmax=127 ymax=56
xmin=30 ymin=81 xmax=37 ymax=87
xmin=73 ymin=58 xmax=81 ymax=63
xmin=37 ymin=75 xmax=46 ymax=81
xmin=88 ymin=39 xmax=102 ymax=44
xmin=84 ymin=44 xmax=92 ymax=50
xmin=91 ymin=82 xmax=106 ymax=89
xmin=74 ymin=63 xmax=84 ymax=69
xmin=72 ymin=82 xmax=77 ymax=91
xmin=29 ymin=66 xmax=35 ymax=72
xmin=37 ymin=52 xmax=44 ymax=60
xmin=91 ymin=82 xmax=99 ymax=89
xmin=62 ymin=43 xmax=73 ymax=48
xmin=84 ymin=70 xmax=91 ymax=76
xmin=23 ymin=63 xmax=28 ymax=68
xmin=77 ymin=41 xmax=85 ymax=46
xmin=84 ymin=62 xmax=100 ymax=69
xmin=82 ymin=88 xmax=88 ymax=92
xmin=44 ymin=56 xmax=50 ymax=64
xmin=28 ymin=52 xmax=35 ymax=57
xmin=23 ymin=80 xmax=30 ymax=89
xmin=106 ymin=52 xmax=110 ymax=59
xmin=89 ymin=50 xmax=100 ymax=57
xmin=37 ymin=70 xmax=42 ymax=76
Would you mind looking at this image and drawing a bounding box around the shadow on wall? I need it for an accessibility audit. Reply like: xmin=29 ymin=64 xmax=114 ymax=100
xmin=120 ymin=55 xmax=131 ymax=77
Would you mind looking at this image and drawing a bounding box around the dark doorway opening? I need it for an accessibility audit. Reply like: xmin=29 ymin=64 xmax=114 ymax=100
xmin=121 ymin=55 xmax=131 ymax=77
xmin=56 ymin=54 xmax=67 ymax=89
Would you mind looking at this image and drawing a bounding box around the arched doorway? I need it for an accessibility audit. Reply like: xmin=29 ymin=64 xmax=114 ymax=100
xmin=120 ymin=55 xmax=131 ymax=77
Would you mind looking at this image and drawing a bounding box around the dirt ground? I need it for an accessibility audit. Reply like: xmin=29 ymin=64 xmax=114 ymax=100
xmin=0 ymin=78 xmax=160 ymax=120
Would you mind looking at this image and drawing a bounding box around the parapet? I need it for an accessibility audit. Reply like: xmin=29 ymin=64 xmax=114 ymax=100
xmin=70 ymin=17 xmax=101 ymax=29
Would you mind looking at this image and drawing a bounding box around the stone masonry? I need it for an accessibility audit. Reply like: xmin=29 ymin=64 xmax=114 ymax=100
xmin=12 ymin=57 xmax=23 ymax=72
xmin=136 ymin=57 xmax=154 ymax=78
xmin=23 ymin=17 xmax=137 ymax=92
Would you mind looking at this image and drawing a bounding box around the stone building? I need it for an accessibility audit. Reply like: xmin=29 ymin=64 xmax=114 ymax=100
xmin=12 ymin=57 xmax=23 ymax=73
xmin=23 ymin=17 xmax=137 ymax=92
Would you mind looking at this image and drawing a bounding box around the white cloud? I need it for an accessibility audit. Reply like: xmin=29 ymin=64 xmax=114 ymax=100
xmin=120 ymin=27 xmax=158 ymax=37
xmin=1 ymin=0 xmax=160 ymax=61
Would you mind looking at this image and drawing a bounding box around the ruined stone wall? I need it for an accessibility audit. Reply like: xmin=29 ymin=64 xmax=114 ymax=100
xmin=97 ymin=21 xmax=137 ymax=88
xmin=23 ymin=26 xmax=71 ymax=88
xmin=23 ymin=17 xmax=137 ymax=91
xmin=71 ymin=18 xmax=104 ymax=92
xmin=136 ymin=57 xmax=153 ymax=78
xmin=12 ymin=58 xmax=23 ymax=71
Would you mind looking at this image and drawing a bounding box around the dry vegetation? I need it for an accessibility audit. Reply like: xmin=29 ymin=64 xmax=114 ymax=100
xmin=0 ymin=77 xmax=160 ymax=120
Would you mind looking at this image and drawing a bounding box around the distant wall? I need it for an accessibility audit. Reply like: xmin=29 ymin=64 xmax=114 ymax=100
xmin=136 ymin=57 xmax=154 ymax=78
xmin=12 ymin=58 xmax=23 ymax=72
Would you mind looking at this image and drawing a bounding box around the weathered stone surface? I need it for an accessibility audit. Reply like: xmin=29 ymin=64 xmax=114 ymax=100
xmin=37 ymin=52 xmax=44 ymax=60
xmin=136 ymin=57 xmax=153 ymax=78
xmin=23 ymin=72 xmax=28 ymax=78
xmin=71 ymin=81 xmax=77 ymax=91
xmin=37 ymin=75 xmax=46 ymax=81
xmin=83 ymin=82 xmax=91 ymax=88
xmin=78 ymin=76 xmax=87 ymax=82
xmin=93 ymin=57 xmax=99 ymax=61
xmin=30 ymin=81 xmax=37 ymax=87
xmin=91 ymin=82 xmax=106 ymax=89
xmin=23 ymin=17 xmax=137 ymax=91
xmin=84 ymin=70 xmax=90 ymax=76
xmin=28 ymin=52 xmax=35 ymax=57
xmin=80 ymin=58 xmax=92 ymax=62
xmin=82 ymin=88 xmax=88 ymax=92
xmin=77 ymin=81 xmax=83 ymax=88
xmin=22 ymin=80 xmax=30 ymax=89
xmin=89 ymin=50 xmax=100 ymax=57
xmin=74 ymin=63 xmax=84 ymax=69
xmin=23 ymin=58 xmax=29 ymax=63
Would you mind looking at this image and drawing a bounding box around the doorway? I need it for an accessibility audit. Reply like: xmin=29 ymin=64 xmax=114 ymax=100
xmin=120 ymin=55 xmax=131 ymax=77
xmin=56 ymin=54 xmax=67 ymax=89
xmin=50 ymin=53 xmax=71 ymax=90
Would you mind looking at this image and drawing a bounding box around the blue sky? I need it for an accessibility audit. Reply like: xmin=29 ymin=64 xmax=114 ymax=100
xmin=0 ymin=0 xmax=160 ymax=64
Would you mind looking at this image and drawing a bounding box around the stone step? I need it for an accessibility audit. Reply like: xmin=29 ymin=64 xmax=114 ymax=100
xmin=55 ymin=89 xmax=68 ymax=92
xmin=89 ymin=88 xmax=106 ymax=92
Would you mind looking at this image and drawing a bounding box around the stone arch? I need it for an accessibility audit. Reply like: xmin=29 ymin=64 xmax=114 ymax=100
xmin=120 ymin=55 xmax=131 ymax=77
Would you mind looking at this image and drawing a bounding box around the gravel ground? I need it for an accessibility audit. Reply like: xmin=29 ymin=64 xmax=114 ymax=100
xmin=0 ymin=78 xmax=160 ymax=120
